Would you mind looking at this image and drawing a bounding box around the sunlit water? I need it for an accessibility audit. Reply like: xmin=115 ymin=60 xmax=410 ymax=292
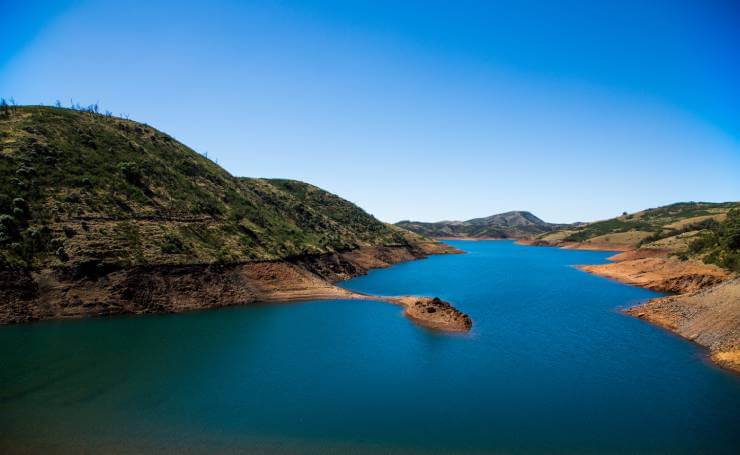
xmin=1 ymin=240 xmax=738 ymax=453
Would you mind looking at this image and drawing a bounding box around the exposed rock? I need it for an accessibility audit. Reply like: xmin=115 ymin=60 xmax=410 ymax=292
xmin=625 ymin=279 xmax=740 ymax=373
xmin=0 ymin=243 xmax=467 ymax=333
xmin=385 ymin=296 xmax=472 ymax=332
xmin=578 ymin=255 xmax=730 ymax=294
xmin=570 ymin=246 xmax=738 ymax=373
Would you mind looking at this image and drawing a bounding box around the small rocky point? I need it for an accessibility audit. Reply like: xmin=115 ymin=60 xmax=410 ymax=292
xmin=403 ymin=297 xmax=472 ymax=332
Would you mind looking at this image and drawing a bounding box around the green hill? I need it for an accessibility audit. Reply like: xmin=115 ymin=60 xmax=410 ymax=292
xmin=0 ymin=105 xmax=422 ymax=272
xmin=538 ymin=202 xmax=740 ymax=271
xmin=396 ymin=211 xmax=564 ymax=239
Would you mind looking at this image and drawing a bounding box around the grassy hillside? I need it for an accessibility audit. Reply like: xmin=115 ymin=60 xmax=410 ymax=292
xmin=396 ymin=211 xmax=561 ymax=239
xmin=0 ymin=106 xmax=416 ymax=270
xmin=538 ymin=202 xmax=740 ymax=271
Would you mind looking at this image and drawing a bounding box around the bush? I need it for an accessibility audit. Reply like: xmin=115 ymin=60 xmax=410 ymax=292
xmin=12 ymin=198 xmax=29 ymax=217
xmin=0 ymin=214 xmax=19 ymax=243
xmin=55 ymin=247 xmax=69 ymax=262
xmin=161 ymin=234 xmax=187 ymax=254
xmin=64 ymin=192 xmax=81 ymax=203
xmin=719 ymin=209 xmax=740 ymax=251
xmin=117 ymin=162 xmax=143 ymax=185
xmin=688 ymin=235 xmax=714 ymax=254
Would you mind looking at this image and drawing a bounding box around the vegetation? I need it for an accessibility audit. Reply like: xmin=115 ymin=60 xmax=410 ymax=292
xmin=552 ymin=202 xmax=738 ymax=244
xmin=397 ymin=211 xmax=561 ymax=239
xmin=0 ymin=105 xmax=417 ymax=270
xmin=686 ymin=209 xmax=740 ymax=272
xmin=540 ymin=202 xmax=740 ymax=272
xmin=563 ymin=218 xmax=654 ymax=242
xmin=638 ymin=218 xmax=720 ymax=246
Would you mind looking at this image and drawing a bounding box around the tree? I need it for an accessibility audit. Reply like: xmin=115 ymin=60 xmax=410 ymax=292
xmin=0 ymin=98 xmax=9 ymax=117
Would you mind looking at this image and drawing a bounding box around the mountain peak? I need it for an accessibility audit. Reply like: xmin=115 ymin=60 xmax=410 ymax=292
xmin=396 ymin=211 xmax=560 ymax=239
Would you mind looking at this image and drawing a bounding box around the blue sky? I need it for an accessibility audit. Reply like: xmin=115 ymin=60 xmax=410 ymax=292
xmin=2 ymin=0 xmax=739 ymax=223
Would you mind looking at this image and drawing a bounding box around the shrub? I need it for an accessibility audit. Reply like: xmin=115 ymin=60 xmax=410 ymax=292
xmin=64 ymin=192 xmax=81 ymax=204
xmin=0 ymin=214 xmax=19 ymax=243
xmin=12 ymin=198 xmax=29 ymax=216
xmin=117 ymin=162 xmax=143 ymax=185
xmin=55 ymin=247 xmax=69 ymax=262
xmin=161 ymin=234 xmax=187 ymax=254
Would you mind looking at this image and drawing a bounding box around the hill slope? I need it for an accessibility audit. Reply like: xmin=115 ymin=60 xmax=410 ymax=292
xmin=396 ymin=211 xmax=563 ymax=239
xmin=534 ymin=202 xmax=740 ymax=270
xmin=0 ymin=106 xmax=430 ymax=269
xmin=0 ymin=106 xmax=456 ymax=324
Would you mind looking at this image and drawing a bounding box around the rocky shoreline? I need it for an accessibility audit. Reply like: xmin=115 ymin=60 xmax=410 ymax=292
xmin=565 ymin=244 xmax=738 ymax=373
xmin=624 ymin=278 xmax=739 ymax=373
xmin=0 ymin=241 xmax=473 ymax=332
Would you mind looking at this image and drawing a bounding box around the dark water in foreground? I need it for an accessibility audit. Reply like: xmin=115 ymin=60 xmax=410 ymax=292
xmin=1 ymin=241 xmax=739 ymax=454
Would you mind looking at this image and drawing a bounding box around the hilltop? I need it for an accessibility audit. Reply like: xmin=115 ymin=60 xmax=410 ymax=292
xmin=0 ymin=106 xmax=463 ymax=327
xmin=396 ymin=210 xmax=565 ymax=239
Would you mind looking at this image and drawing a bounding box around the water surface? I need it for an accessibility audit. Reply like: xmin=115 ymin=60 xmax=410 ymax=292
xmin=1 ymin=240 xmax=739 ymax=453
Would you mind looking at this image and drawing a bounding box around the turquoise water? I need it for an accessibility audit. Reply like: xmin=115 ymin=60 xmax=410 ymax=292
xmin=1 ymin=240 xmax=739 ymax=453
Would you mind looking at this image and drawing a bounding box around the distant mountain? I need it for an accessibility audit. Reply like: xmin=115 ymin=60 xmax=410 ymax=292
xmin=396 ymin=211 xmax=565 ymax=239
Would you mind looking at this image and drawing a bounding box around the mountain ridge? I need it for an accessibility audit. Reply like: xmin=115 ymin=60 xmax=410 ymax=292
xmin=396 ymin=210 xmax=567 ymax=239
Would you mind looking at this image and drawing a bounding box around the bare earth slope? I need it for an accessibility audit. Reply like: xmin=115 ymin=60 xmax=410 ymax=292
xmin=626 ymin=278 xmax=740 ymax=372
xmin=578 ymin=249 xmax=738 ymax=372
xmin=579 ymin=250 xmax=730 ymax=294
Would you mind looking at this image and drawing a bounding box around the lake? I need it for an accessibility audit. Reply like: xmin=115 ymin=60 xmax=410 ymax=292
xmin=1 ymin=240 xmax=738 ymax=453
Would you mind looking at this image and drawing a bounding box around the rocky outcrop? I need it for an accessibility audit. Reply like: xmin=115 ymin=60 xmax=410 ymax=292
xmin=625 ymin=278 xmax=740 ymax=373
xmin=569 ymin=247 xmax=738 ymax=373
xmin=392 ymin=296 xmax=472 ymax=332
xmin=578 ymin=252 xmax=730 ymax=294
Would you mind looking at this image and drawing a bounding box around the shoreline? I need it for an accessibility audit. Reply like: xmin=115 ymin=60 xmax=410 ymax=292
xmin=447 ymin=237 xmax=740 ymax=373
xmin=1 ymin=241 xmax=473 ymax=333
xmin=548 ymin=243 xmax=738 ymax=373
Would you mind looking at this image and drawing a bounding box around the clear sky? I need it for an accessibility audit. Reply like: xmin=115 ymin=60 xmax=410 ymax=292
xmin=2 ymin=0 xmax=739 ymax=223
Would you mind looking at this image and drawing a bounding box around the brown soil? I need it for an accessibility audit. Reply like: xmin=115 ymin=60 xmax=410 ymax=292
xmin=572 ymin=246 xmax=737 ymax=373
xmin=560 ymin=242 xmax=630 ymax=252
xmin=516 ymin=239 xmax=629 ymax=251
xmin=385 ymin=296 xmax=472 ymax=332
xmin=606 ymin=248 xmax=670 ymax=261
xmin=625 ymin=278 xmax=740 ymax=373
xmin=578 ymin=256 xmax=730 ymax=294
xmin=523 ymin=239 xmax=739 ymax=373
xmin=0 ymin=241 xmax=472 ymax=332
